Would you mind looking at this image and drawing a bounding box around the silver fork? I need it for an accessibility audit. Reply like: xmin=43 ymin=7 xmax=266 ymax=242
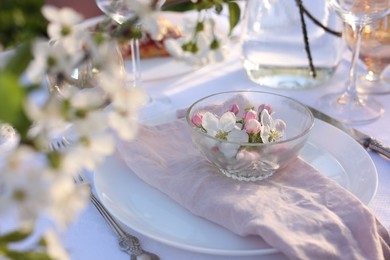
xmin=49 ymin=141 xmax=159 ymax=260
xmin=75 ymin=174 xmax=160 ymax=260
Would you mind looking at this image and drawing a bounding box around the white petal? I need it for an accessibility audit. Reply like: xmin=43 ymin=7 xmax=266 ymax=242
xmin=202 ymin=112 xmax=219 ymax=133
xmin=59 ymin=7 xmax=83 ymax=24
xmin=273 ymin=119 xmax=286 ymax=133
xmin=260 ymin=125 xmax=271 ymax=143
xmin=218 ymin=112 xmax=236 ymax=132
xmin=44 ymin=230 xmax=70 ymax=260
xmin=164 ymin=38 xmax=184 ymax=59
xmin=261 ymin=109 xmax=272 ymax=127
xmin=227 ymin=129 xmax=248 ymax=143
xmin=42 ymin=5 xmax=60 ymax=23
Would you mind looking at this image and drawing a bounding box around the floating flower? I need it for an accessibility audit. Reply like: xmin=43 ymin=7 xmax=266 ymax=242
xmin=202 ymin=112 xmax=248 ymax=158
xmin=260 ymin=110 xmax=286 ymax=143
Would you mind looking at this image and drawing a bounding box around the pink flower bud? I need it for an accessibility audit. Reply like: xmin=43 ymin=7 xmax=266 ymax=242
xmin=258 ymin=104 xmax=272 ymax=115
xmin=243 ymin=109 xmax=257 ymax=123
xmin=211 ymin=146 xmax=220 ymax=153
xmin=229 ymin=103 xmax=240 ymax=115
xmin=245 ymin=119 xmax=261 ymax=134
xmin=191 ymin=113 xmax=203 ymax=127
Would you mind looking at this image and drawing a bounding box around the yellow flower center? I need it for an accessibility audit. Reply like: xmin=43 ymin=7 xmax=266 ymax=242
xmin=215 ymin=131 xmax=228 ymax=140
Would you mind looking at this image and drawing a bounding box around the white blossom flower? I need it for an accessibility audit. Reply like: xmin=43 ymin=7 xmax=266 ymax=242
xmin=108 ymin=111 xmax=139 ymax=141
xmin=202 ymin=112 xmax=248 ymax=158
xmin=163 ymin=17 xmax=227 ymax=65
xmin=24 ymin=94 xmax=71 ymax=149
xmin=44 ymin=229 xmax=70 ymax=260
xmin=71 ymin=110 xmax=109 ymax=137
xmin=260 ymin=110 xmax=286 ymax=143
xmin=109 ymin=87 xmax=147 ymax=112
xmin=42 ymin=5 xmax=84 ymax=53
xmin=141 ymin=14 xmax=169 ymax=41
xmin=26 ymin=40 xmax=73 ymax=83
xmin=0 ymin=146 xmax=51 ymax=226
xmin=106 ymin=87 xmax=147 ymax=141
xmin=47 ymin=174 xmax=89 ymax=228
xmin=62 ymin=133 xmax=115 ymax=172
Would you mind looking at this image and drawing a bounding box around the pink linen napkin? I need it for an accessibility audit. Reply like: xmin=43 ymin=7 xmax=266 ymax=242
xmin=116 ymin=118 xmax=390 ymax=260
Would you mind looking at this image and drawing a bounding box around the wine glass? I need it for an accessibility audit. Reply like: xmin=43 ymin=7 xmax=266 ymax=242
xmin=344 ymin=13 xmax=390 ymax=94
xmin=317 ymin=0 xmax=390 ymax=124
xmin=95 ymin=0 xmax=173 ymax=124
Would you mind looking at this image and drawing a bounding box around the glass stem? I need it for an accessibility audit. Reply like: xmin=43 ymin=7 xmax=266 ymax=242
xmin=342 ymin=24 xmax=363 ymax=104
xmin=130 ymin=38 xmax=142 ymax=88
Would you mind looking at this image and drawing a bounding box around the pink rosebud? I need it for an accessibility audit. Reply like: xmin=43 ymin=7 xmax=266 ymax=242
xmin=245 ymin=119 xmax=261 ymax=134
xmin=211 ymin=146 xmax=220 ymax=153
xmin=258 ymin=104 xmax=272 ymax=115
xmin=229 ymin=103 xmax=240 ymax=115
xmin=191 ymin=113 xmax=203 ymax=127
xmin=243 ymin=109 xmax=257 ymax=123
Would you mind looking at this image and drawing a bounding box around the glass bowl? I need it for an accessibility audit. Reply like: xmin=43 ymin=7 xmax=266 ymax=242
xmin=186 ymin=91 xmax=314 ymax=182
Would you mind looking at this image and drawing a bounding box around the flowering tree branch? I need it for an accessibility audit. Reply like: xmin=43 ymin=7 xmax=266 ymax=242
xmin=0 ymin=0 xmax=242 ymax=259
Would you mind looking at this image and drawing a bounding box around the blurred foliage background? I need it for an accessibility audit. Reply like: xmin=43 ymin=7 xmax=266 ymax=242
xmin=0 ymin=0 xmax=48 ymax=50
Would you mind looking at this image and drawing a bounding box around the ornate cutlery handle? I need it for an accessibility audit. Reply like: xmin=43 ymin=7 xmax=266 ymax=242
xmin=89 ymin=194 xmax=160 ymax=260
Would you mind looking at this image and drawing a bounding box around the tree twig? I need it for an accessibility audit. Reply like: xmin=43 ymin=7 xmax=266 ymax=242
xmin=295 ymin=0 xmax=316 ymax=78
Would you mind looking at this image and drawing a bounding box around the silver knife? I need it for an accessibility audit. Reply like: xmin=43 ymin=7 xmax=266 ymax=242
xmin=308 ymin=106 xmax=390 ymax=160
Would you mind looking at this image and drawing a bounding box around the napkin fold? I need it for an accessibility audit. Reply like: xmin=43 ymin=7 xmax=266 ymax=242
xmin=117 ymin=118 xmax=390 ymax=260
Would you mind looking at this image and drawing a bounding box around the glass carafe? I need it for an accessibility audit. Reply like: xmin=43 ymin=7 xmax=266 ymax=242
xmin=241 ymin=0 xmax=344 ymax=89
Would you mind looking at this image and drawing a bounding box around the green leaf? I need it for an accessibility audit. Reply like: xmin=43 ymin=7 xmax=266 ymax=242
xmin=0 ymin=231 xmax=31 ymax=243
xmin=3 ymin=41 xmax=33 ymax=76
xmin=2 ymin=250 xmax=51 ymax=260
xmin=161 ymin=0 xmax=196 ymax=12
xmin=228 ymin=2 xmax=241 ymax=36
xmin=0 ymin=0 xmax=47 ymax=49
xmin=0 ymin=231 xmax=51 ymax=260
xmin=214 ymin=3 xmax=223 ymax=14
xmin=0 ymin=71 xmax=31 ymax=139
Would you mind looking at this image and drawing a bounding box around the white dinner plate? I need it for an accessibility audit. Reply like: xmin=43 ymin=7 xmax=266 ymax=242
xmin=94 ymin=118 xmax=378 ymax=256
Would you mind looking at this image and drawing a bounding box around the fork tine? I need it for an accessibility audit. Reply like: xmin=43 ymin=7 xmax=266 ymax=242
xmin=48 ymin=136 xmax=71 ymax=152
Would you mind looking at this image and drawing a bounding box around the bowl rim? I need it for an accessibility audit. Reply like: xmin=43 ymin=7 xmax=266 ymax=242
xmin=186 ymin=90 xmax=314 ymax=147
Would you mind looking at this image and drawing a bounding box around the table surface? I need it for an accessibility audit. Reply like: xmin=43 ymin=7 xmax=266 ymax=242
xmin=1 ymin=12 xmax=388 ymax=259
xmin=60 ymin=28 xmax=390 ymax=259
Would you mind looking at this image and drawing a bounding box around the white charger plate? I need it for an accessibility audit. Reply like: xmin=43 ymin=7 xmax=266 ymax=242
xmin=94 ymin=118 xmax=378 ymax=256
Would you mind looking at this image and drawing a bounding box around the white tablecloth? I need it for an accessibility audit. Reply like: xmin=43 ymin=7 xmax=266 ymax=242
xmin=61 ymin=37 xmax=390 ymax=259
